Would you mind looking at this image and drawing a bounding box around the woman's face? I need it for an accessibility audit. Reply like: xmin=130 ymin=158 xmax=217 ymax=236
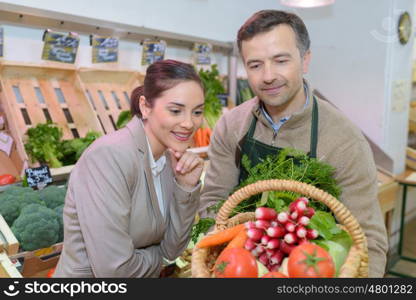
xmin=140 ymin=80 xmax=205 ymax=158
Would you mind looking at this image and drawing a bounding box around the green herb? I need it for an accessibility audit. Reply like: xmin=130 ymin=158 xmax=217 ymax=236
xmin=229 ymin=148 xmax=341 ymax=215
xmin=24 ymin=121 xmax=64 ymax=168
xmin=198 ymin=65 xmax=225 ymax=129
xmin=25 ymin=122 xmax=101 ymax=168
xmin=191 ymin=217 xmax=215 ymax=244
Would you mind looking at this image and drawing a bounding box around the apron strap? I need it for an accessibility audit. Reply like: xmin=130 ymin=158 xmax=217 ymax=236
xmin=309 ymin=96 xmax=319 ymax=159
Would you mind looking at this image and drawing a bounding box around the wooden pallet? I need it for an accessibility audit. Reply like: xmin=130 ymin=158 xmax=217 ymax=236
xmin=77 ymin=67 xmax=144 ymax=134
xmin=0 ymin=61 xmax=103 ymax=175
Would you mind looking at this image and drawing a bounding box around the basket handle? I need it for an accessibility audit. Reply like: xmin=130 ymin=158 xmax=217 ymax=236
xmin=215 ymin=179 xmax=366 ymax=248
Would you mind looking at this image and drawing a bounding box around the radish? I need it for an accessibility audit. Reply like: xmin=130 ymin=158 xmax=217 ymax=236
xmin=290 ymin=200 xmax=307 ymax=215
xmin=298 ymin=216 xmax=310 ymax=226
xmin=305 ymin=207 xmax=315 ymax=218
xmin=244 ymin=239 xmax=256 ymax=251
xmin=255 ymin=220 xmax=271 ymax=230
xmin=244 ymin=221 xmax=256 ymax=230
xmin=251 ymin=248 xmax=259 ymax=257
xmin=270 ymin=251 xmax=284 ymax=265
xmin=280 ymin=241 xmax=296 ymax=255
xmin=270 ymin=221 xmax=278 ymax=227
xmin=297 ymin=197 xmax=309 ymax=205
xmin=261 ymin=235 xmax=271 ymax=246
xmin=265 ymin=248 xmax=275 ymax=257
xmin=256 ymin=244 xmax=265 ymax=254
xmin=277 ymin=212 xmax=289 ymax=224
xmin=285 ymin=222 xmax=295 ymax=233
xmin=296 ymin=226 xmax=307 ymax=238
xmin=284 ymin=233 xmax=298 ymax=244
xmin=290 ymin=211 xmax=299 ymax=221
xmin=267 ymin=226 xmax=285 ymax=238
xmin=259 ymin=253 xmax=269 ymax=266
xmin=266 ymin=239 xmax=280 ymax=250
xmin=247 ymin=228 xmax=263 ymax=242
xmin=255 ymin=207 xmax=277 ymax=220
xmin=306 ymin=228 xmax=319 ymax=240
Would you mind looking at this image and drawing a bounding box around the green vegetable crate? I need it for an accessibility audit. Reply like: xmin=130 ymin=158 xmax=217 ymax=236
xmin=0 ymin=183 xmax=67 ymax=278
xmin=0 ymin=61 xmax=143 ymax=179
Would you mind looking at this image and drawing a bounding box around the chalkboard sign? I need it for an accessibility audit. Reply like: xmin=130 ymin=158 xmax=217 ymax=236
xmin=0 ymin=27 xmax=3 ymax=58
xmin=141 ymin=39 xmax=166 ymax=66
xmin=91 ymin=35 xmax=118 ymax=63
xmin=41 ymin=30 xmax=79 ymax=64
xmin=25 ymin=165 xmax=53 ymax=189
xmin=193 ymin=42 xmax=212 ymax=65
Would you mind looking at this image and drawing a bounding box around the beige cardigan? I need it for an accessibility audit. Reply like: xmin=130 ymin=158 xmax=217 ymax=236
xmin=54 ymin=116 xmax=200 ymax=277
xmin=199 ymin=83 xmax=388 ymax=277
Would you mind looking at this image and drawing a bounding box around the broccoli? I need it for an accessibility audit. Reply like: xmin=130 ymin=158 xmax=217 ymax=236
xmin=54 ymin=204 xmax=64 ymax=243
xmin=39 ymin=185 xmax=66 ymax=209
xmin=0 ymin=186 xmax=44 ymax=226
xmin=16 ymin=189 xmax=45 ymax=210
xmin=0 ymin=193 xmax=21 ymax=226
xmin=11 ymin=204 xmax=60 ymax=251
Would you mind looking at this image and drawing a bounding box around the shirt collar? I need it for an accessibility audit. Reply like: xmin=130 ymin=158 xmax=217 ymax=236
xmin=145 ymin=135 xmax=166 ymax=177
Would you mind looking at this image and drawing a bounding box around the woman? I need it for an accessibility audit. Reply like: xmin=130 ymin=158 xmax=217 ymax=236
xmin=54 ymin=60 xmax=205 ymax=277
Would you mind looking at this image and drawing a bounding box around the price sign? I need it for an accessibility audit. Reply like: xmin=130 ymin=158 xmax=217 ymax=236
xmin=41 ymin=30 xmax=79 ymax=64
xmin=193 ymin=42 xmax=212 ymax=65
xmin=25 ymin=165 xmax=53 ymax=189
xmin=91 ymin=35 xmax=118 ymax=63
xmin=141 ymin=39 xmax=166 ymax=66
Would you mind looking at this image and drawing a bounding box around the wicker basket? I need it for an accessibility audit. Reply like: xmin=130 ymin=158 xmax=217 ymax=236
xmin=191 ymin=179 xmax=368 ymax=278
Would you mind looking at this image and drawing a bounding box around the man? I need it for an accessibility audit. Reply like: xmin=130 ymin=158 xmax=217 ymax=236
xmin=199 ymin=10 xmax=388 ymax=277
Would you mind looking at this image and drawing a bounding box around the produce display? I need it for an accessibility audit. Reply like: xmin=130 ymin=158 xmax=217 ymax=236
xmin=0 ymin=185 xmax=66 ymax=251
xmin=194 ymin=200 xmax=347 ymax=278
xmin=198 ymin=65 xmax=225 ymax=129
xmin=24 ymin=121 xmax=101 ymax=168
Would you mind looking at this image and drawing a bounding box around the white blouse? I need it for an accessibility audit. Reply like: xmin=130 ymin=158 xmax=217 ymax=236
xmin=146 ymin=137 xmax=167 ymax=218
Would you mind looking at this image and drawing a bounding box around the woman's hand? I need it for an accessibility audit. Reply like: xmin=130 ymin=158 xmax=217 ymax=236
xmin=169 ymin=149 xmax=204 ymax=190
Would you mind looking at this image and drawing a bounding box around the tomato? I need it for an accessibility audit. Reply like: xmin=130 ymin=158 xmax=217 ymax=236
xmin=288 ymin=242 xmax=335 ymax=278
xmin=261 ymin=271 xmax=287 ymax=278
xmin=47 ymin=267 xmax=56 ymax=278
xmin=0 ymin=174 xmax=16 ymax=186
xmin=214 ymin=248 xmax=258 ymax=278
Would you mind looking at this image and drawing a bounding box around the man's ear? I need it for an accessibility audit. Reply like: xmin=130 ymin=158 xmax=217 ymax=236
xmin=302 ymin=50 xmax=312 ymax=74
xmin=139 ymin=95 xmax=150 ymax=119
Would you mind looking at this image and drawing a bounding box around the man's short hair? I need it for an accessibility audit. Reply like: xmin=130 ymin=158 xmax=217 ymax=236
xmin=237 ymin=10 xmax=311 ymax=57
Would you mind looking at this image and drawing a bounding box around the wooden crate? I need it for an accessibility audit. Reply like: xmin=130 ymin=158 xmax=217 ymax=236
xmin=0 ymin=61 xmax=103 ymax=174
xmin=1 ymin=213 xmax=62 ymax=278
xmin=77 ymin=68 xmax=144 ymax=134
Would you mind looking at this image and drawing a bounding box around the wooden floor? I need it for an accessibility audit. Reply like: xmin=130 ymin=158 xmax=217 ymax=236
xmin=385 ymin=217 xmax=416 ymax=277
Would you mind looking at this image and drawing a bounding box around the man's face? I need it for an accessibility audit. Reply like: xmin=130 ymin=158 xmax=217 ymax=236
xmin=241 ymin=25 xmax=311 ymax=108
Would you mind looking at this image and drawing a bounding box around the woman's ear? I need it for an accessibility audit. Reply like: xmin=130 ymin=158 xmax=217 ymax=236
xmin=139 ymin=95 xmax=150 ymax=120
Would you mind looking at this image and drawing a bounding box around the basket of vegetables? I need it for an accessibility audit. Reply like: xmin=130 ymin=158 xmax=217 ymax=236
xmin=191 ymin=179 xmax=368 ymax=278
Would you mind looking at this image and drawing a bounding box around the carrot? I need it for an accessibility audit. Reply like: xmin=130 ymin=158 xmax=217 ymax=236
xmin=223 ymin=228 xmax=248 ymax=251
xmin=194 ymin=128 xmax=203 ymax=147
xmin=196 ymin=224 xmax=245 ymax=248
xmin=204 ymin=127 xmax=212 ymax=146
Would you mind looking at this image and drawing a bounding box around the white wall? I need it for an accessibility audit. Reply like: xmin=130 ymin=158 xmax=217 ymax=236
xmin=0 ymin=0 xmax=279 ymax=42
